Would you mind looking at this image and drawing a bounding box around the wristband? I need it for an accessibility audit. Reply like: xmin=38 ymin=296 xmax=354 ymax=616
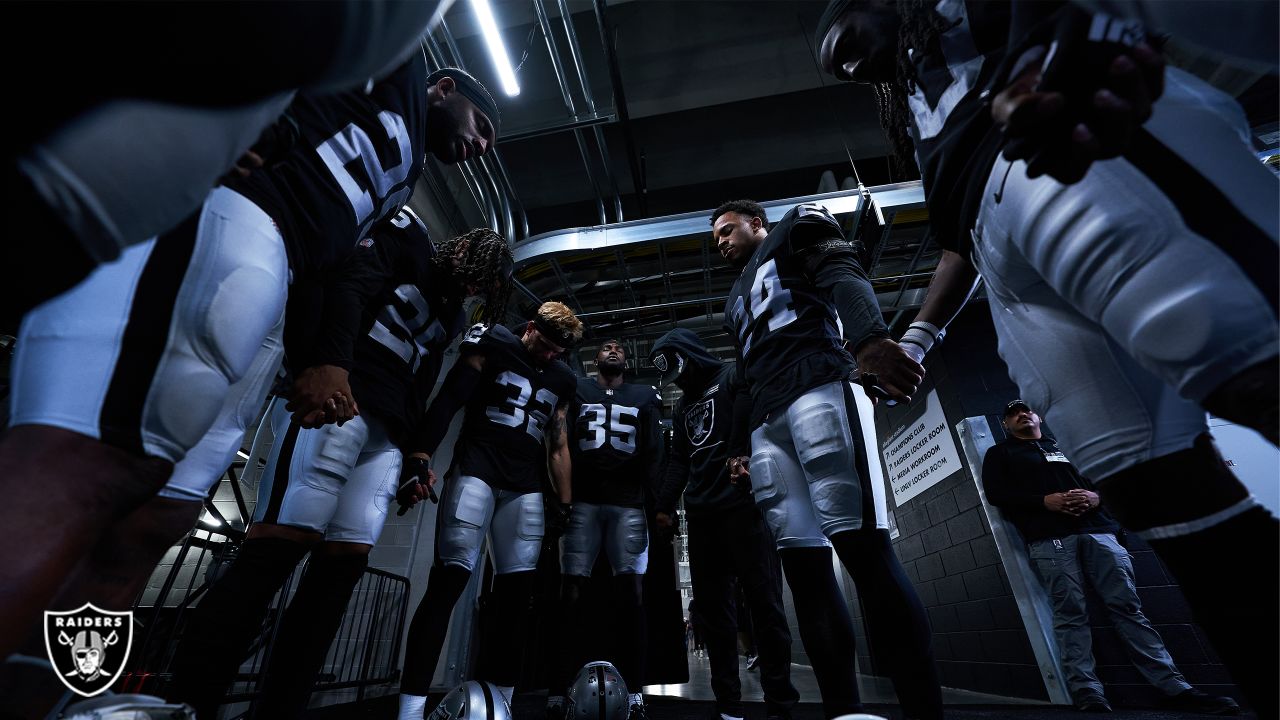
xmin=900 ymin=321 xmax=942 ymax=356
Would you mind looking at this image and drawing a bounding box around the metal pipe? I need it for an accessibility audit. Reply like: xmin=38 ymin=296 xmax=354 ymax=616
xmin=501 ymin=113 xmax=616 ymax=143
xmin=459 ymin=160 xmax=500 ymax=233
xmin=490 ymin=153 xmax=529 ymax=240
xmin=576 ymin=296 xmax=730 ymax=319
xmin=422 ymin=36 xmax=496 ymax=231
xmin=532 ymin=0 xmax=608 ymax=225
xmin=886 ymin=236 xmax=934 ymax=328
xmin=592 ymin=0 xmax=647 ymax=217
xmin=438 ymin=18 xmax=517 ymax=241
xmin=514 ymin=278 xmax=543 ymax=306
xmin=479 ymin=155 xmax=513 ymax=242
xmin=555 ymin=0 xmax=623 ymax=222
xmin=548 ymin=257 xmax=584 ymax=312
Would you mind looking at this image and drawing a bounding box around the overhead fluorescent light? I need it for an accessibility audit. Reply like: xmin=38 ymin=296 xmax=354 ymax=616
xmin=236 ymin=450 xmax=250 ymax=460
xmin=199 ymin=511 xmax=223 ymax=528
xmin=470 ymin=0 xmax=520 ymax=96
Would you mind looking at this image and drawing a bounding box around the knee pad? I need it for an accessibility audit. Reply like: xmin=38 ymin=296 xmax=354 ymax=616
xmin=561 ymin=504 xmax=601 ymax=577
xmin=791 ymin=401 xmax=853 ymax=481
xmin=749 ymin=448 xmax=829 ymax=549
xmin=604 ymin=507 xmax=649 ymax=575
xmin=436 ymin=477 xmax=495 ymax=572
xmin=492 ymin=492 xmax=543 ymax=574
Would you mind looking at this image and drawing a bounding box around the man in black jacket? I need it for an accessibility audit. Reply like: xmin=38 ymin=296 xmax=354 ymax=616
xmin=983 ymin=400 xmax=1238 ymax=715
xmin=650 ymin=329 xmax=798 ymax=720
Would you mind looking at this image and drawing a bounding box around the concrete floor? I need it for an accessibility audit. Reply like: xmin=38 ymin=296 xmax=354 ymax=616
xmin=306 ymin=650 xmax=1256 ymax=719
xmin=644 ymin=651 xmax=1035 ymax=707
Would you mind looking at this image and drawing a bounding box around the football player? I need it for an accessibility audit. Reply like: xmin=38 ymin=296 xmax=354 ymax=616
xmin=166 ymin=215 xmax=514 ymax=719
xmin=817 ymin=2 xmax=1277 ymax=712
xmin=649 ymin=329 xmax=799 ymax=720
xmin=548 ymin=339 xmax=664 ymax=720
xmin=395 ymin=302 xmax=582 ymax=720
xmin=0 ymin=62 xmax=498 ymax=662
xmin=715 ymin=199 xmax=943 ymax=720
xmin=6 ymin=1 xmax=456 ymax=320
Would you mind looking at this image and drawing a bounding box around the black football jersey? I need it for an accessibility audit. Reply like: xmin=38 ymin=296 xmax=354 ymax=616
xmin=571 ymin=377 xmax=663 ymax=509
xmin=724 ymin=203 xmax=856 ymax=427
xmin=350 ymin=208 xmax=466 ymax=445
xmin=451 ymin=324 xmax=577 ymax=493
xmin=226 ymin=53 xmax=429 ymax=283
xmin=905 ymin=0 xmax=1011 ymax=255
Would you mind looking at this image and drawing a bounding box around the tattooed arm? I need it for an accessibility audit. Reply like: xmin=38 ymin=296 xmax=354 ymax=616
xmin=547 ymin=401 xmax=572 ymax=504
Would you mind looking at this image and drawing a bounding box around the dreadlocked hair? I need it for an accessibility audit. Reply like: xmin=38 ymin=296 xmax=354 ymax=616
xmin=433 ymin=227 xmax=515 ymax=327
xmin=874 ymin=0 xmax=953 ymax=179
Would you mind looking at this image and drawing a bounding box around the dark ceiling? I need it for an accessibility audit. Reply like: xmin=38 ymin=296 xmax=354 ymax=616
xmin=436 ymin=0 xmax=906 ymax=236
xmin=409 ymin=0 xmax=1278 ymax=395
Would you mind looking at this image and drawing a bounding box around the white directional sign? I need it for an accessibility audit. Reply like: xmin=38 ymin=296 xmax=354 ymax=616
xmin=881 ymin=390 xmax=962 ymax=506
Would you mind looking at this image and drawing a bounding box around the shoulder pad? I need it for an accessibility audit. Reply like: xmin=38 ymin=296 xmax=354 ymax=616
xmin=461 ymin=323 xmax=488 ymax=346
xmin=795 ymin=203 xmax=838 ymax=222
xmin=388 ymin=206 xmax=430 ymax=243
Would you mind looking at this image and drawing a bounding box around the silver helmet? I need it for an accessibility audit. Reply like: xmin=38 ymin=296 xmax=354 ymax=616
xmin=426 ymin=680 xmax=512 ymax=720
xmin=566 ymin=661 xmax=630 ymax=720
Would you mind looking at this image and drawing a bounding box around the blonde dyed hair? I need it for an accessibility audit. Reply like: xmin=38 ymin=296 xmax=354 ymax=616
xmin=536 ymin=301 xmax=584 ymax=347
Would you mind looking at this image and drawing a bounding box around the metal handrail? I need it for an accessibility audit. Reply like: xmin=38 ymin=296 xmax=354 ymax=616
xmin=123 ymin=509 xmax=410 ymax=715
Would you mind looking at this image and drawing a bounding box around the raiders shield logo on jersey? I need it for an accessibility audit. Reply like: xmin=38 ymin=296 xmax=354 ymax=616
xmin=44 ymin=604 xmax=133 ymax=697
xmin=686 ymin=398 xmax=714 ymax=447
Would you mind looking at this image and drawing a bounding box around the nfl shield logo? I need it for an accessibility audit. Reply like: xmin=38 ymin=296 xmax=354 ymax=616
xmin=44 ymin=604 xmax=133 ymax=697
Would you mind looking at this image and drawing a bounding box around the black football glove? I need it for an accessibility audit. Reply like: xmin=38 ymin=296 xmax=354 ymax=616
xmin=547 ymin=501 xmax=573 ymax=536
xmin=395 ymin=456 xmax=438 ymax=516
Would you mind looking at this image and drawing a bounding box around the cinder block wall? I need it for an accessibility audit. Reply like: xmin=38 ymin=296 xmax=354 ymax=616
xmin=844 ymin=305 xmax=1239 ymax=706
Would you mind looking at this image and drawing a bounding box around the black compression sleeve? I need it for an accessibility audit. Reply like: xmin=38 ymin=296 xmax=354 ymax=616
xmin=410 ymin=357 xmax=483 ymax=455
xmin=728 ymin=377 xmax=753 ymax=459
xmin=802 ymin=244 xmax=889 ymax=353
xmin=309 ymin=241 xmax=393 ymax=370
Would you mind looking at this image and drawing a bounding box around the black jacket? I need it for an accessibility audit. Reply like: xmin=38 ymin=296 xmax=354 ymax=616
xmin=982 ymin=434 xmax=1119 ymax=543
xmin=652 ymin=329 xmax=755 ymax=518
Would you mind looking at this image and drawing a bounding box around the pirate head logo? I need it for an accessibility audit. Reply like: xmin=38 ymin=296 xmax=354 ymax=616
xmin=45 ymin=604 xmax=132 ymax=696
xmin=685 ymin=398 xmax=715 ymax=447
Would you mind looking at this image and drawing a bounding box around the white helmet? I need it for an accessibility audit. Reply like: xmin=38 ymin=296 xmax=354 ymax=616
xmin=426 ymin=680 xmax=512 ymax=720
xmin=566 ymin=661 xmax=630 ymax=720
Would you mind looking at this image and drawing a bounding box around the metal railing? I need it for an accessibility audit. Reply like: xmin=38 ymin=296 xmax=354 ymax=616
xmin=121 ymin=512 xmax=410 ymax=717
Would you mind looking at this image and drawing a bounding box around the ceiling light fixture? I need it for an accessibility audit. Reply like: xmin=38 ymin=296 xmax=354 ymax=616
xmin=470 ymin=0 xmax=520 ymax=96
xmin=199 ymin=511 xmax=223 ymax=528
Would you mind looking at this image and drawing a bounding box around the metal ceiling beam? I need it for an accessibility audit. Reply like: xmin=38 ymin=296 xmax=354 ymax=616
xmin=533 ymin=0 xmax=609 ymax=226
xmin=501 ymin=114 xmax=616 ymax=144
xmin=613 ymin=249 xmax=639 ymax=307
xmin=656 ymin=241 xmax=677 ymax=326
xmin=549 ymin=257 xmax=584 ymax=313
xmin=592 ymin=0 xmax=647 ymax=217
xmin=514 ymin=278 xmax=543 ymax=307
xmin=556 ymin=0 xmax=623 ymax=223
xmin=512 ymin=186 xmax=877 ymax=265
xmin=576 ymin=296 xmax=730 ymax=320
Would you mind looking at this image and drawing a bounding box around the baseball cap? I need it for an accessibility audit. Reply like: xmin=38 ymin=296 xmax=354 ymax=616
xmin=1004 ymin=399 xmax=1032 ymax=416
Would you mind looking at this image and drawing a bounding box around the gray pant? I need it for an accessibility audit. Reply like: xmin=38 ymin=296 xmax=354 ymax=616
xmin=1028 ymin=533 xmax=1191 ymax=700
xmin=560 ymin=501 xmax=649 ymax=576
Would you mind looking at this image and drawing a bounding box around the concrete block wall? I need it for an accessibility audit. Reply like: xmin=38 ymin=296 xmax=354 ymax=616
xmin=845 ymin=305 xmax=1239 ymax=707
